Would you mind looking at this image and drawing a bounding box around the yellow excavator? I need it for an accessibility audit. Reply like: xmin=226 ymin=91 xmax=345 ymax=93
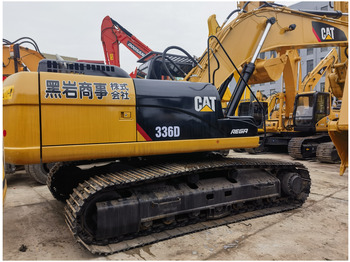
xmin=300 ymin=48 xmax=338 ymax=93
xmin=197 ymin=2 xmax=347 ymax=164
xmin=243 ymin=47 xmax=344 ymax=163
xmin=288 ymin=47 xmax=343 ymax=162
xmin=215 ymin=2 xmax=347 ymax=163
xmin=236 ymin=48 xmax=302 ymax=153
xmin=289 ymin=2 xmax=347 ymax=162
xmin=3 ymin=2 xmax=348 ymax=254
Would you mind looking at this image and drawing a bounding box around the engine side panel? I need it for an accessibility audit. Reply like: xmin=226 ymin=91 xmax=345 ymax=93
xmin=3 ymin=72 xmax=41 ymax=164
xmin=3 ymin=72 xmax=259 ymax=164
xmin=39 ymin=72 xmax=136 ymax=145
xmin=134 ymin=79 xmax=257 ymax=140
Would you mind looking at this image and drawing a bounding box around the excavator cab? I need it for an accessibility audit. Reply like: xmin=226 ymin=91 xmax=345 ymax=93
xmin=293 ymin=92 xmax=331 ymax=132
xmin=238 ymin=101 xmax=268 ymax=128
xmin=137 ymin=51 xmax=195 ymax=80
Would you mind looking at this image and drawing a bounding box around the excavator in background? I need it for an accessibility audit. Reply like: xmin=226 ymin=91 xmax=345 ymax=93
xmin=3 ymin=37 xmax=45 ymax=79
xmin=236 ymin=48 xmax=302 ymax=153
xmin=288 ymin=47 xmax=343 ymax=162
xmin=3 ymin=2 xmax=348 ymax=254
xmin=208 ymin=2 xmax=348 ymax=164
xmin=237 ymin=89 xmax=268 ymax=130
xmin=3 ymin=38 xmax=56 ymax=184
xmin=101 ymin=15 xmax=232 ymax=105
xmin=101 ymin=16 xmax=195 ymax=79
xmin=288 ymin=1 xmax=348 ymax=165
xmin=242 ymin=47 xmax=343 ymax=164
xmin=299 ymin=48 xmax=338 ymax=93
xmin=101 ymin=16 xmax=152 ymax=77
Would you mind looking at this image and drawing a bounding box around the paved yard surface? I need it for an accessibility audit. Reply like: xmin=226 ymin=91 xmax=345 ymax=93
xmin=3 ymin=151 xmax=348 ymax=260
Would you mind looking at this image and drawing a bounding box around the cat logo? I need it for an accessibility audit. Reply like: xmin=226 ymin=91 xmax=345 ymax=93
xmin=194 ymin=96 xmax=216 ymax=112
xmin=318 ymin=66 xmax=327 ymax=75
xmin=321 ymin=27 xmax=335 ymax=40
xmin=312 ymin=21 xmax=347 ymax=42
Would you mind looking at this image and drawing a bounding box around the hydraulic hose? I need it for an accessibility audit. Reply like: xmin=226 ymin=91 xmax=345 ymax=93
xmin=161 ymin=46 xmax=200 ymax=80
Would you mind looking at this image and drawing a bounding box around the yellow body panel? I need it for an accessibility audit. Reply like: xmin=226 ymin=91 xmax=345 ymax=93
xmin=3 ymin=72 xmax=260 ymax=165
xmin=41 ymin=104 xmax=136 ymax=145
xmin=3 ymin=73 xmax=41 ymax=164
xmin=41 ymin=137 xmax=259 ymax=163
xmin=39 ymin=73 xmax=136 ymax=146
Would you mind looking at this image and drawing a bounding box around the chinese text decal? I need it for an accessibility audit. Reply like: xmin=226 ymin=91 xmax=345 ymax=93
xmin=45 ymin=80 xmax=130 ymax=100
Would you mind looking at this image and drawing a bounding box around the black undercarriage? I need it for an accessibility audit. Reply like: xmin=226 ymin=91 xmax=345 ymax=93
xmin=48 ymin=154 xmax=311 ymax=255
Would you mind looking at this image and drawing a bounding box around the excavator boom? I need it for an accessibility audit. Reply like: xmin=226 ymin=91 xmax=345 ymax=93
xmin=185 ymin=6 xmax=347 ymax=89
xmin=194 ymin=3 xmax=347 ymax=164
xmin=3 ymin=38 xmax=45 ymax=78
xmin=300 ymin=48 xmax=338 ymax=93
xmin=101 ymin=16 xmax=152 ymax=67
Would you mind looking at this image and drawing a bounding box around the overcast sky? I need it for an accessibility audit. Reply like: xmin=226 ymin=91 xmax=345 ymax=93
xmin=3 ymin=1 xmax=296 ymax=74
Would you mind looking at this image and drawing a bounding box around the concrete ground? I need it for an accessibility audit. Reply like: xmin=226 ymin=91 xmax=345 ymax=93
xmin=3 ymin=151 xmax=348 ymax=260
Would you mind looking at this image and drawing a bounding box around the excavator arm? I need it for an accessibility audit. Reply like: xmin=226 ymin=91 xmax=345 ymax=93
xmin=300 ymin=48 xmax=338 ymax=93
xmin=185 ymin=4 xmax=347 ymax=89
xmin=3 ymin=37 xmax=45 ymax=79
xmin=101 ymin=16 xmax=152 ymax=67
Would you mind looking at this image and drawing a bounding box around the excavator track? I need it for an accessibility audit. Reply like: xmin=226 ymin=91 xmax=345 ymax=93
xmin=60 ymin=156 xmax=310 ymax=255
xmin=316 ymin=142 xmax=340 ymax=163
xmin=288 ymin=135 xmax=331 ymax=159
xmin=77 ymin=202 xmax=301 ymax=255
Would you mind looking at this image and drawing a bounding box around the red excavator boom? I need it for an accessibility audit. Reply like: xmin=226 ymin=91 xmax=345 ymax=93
xmin=101 ymin=16 xmax=152 ymax=68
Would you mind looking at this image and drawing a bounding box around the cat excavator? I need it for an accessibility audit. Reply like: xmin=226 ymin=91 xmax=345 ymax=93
xmin=288 ymin=47 xmax=343 ymax=162
xmin=3 ymin=2 xmax=348 ymax=254
xmin=287 ymin=1 xmax=348 ymax=163
xmin=288 ymin=1 xmax=347 ymax=163
xmin=203 ymin=2 xmax=348 ymax=164
xmin=242 ymin=47 xmax=344 ymax=163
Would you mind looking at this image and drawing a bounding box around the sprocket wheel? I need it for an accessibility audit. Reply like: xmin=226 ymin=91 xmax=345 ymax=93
xmin=47 ymin=163 xmax=86 ymax=202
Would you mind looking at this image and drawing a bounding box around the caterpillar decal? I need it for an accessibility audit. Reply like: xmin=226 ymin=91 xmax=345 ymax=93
xmin=194 ymin=96 xmax=217 ymax=112
xmin=312 ymin=21 xmax=347 ymax=42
